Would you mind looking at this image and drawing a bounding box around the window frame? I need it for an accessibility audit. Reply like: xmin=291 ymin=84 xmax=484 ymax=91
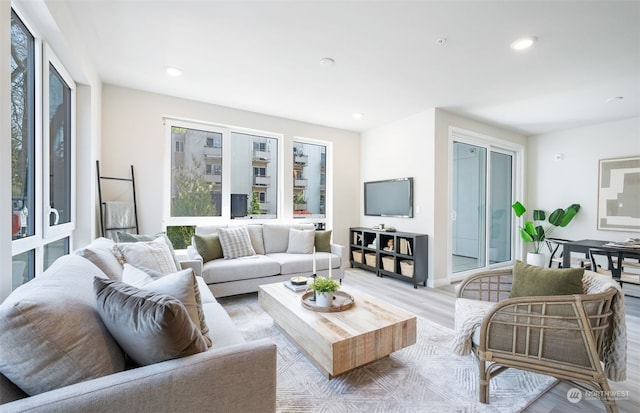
xmin=291 ymin=136 xmax=332 ymax=226
xmin=164 ymin=117 xmax=284 ymax=227
xmin=10 ymin=7 xmax=74 ymax=288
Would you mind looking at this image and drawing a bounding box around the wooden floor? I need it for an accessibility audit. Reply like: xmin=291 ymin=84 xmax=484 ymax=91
xmin=340 ymin=268 xmax=640 ymax=413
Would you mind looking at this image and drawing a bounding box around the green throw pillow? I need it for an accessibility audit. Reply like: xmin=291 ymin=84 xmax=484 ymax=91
xmin=193 ymin=233 xmax=223 ymax=262
xmin=510 ymin=260 xmax=584 ymax=298
xmin=314 ymin=230 xmax=332 ymax=253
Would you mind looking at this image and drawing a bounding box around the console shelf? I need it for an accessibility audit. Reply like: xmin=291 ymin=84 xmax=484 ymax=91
xmin=349 ymin=227 xmax=428 ymax=289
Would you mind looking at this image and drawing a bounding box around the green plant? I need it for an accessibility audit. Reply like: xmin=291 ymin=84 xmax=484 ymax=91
xmin=512 ymin=201 xmax=581 ymax=254
xmin=309 ymin=276 xmax=340 ymax=294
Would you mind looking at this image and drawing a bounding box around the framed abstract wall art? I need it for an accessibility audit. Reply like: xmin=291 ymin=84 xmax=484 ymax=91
xmin=597 ymin=156 xmax=640 ymax=231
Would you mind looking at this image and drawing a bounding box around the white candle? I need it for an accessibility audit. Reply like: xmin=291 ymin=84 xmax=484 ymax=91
xmin=328 ymin=256 xmax=332 ymax=279
xmin=312 ymin=247 xmax=316 ymax=274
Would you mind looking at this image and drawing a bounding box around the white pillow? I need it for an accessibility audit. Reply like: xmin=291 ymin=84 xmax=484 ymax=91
xmin=122 ymin=264 xmax=211 ymax=347
xmin=218 ymin=227 xmax=256 ymax=259
xmin=113 ymin=236 xmax=179 ymax=274
xmin=286 ymin=228 xmax=315 ymax=254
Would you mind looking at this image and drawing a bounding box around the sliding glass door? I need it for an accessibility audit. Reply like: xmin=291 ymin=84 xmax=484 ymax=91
xmin=451 ymin=139 xmax=515 ymax=274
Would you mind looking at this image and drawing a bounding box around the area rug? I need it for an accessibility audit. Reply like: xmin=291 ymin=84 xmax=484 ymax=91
xmin=220 ymin=294 xmax=556 ymax=413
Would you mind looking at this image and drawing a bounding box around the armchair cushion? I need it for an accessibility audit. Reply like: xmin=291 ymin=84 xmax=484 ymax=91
xmin=510 ymin=260 xmax=583 ymax=298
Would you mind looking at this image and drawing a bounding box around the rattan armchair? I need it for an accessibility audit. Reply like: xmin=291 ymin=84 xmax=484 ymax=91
xmin=457 ymin=268 xmax=619 ymax=413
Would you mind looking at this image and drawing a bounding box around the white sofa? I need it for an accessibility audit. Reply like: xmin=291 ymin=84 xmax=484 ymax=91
xmin=185 ymin=223 xmax=345 ymax=297
xmin=0 ymin=239 xmax=277 ymax=413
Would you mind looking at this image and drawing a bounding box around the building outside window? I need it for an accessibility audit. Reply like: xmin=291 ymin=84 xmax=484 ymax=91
xmin=293 ymin=141 xmax=326 ymax=219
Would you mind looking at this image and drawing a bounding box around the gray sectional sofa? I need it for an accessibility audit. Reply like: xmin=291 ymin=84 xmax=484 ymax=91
xmin=0 ymin=238 xmax=277 ymax=413
xmin=185 ymin=223 xmax=345 ymax=297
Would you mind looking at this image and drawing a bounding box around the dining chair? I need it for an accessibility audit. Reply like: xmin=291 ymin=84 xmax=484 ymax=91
xmin=545 ymin=238 xmax=591 ymax=269
xmin=589 ymin=249 xmax=640 ymax=286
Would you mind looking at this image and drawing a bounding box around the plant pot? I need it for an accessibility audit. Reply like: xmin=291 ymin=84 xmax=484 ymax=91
xmin=316 ymin=292 xmax=334 ymax=307
xmin=527 ymin=252 xmax=546 ymax=267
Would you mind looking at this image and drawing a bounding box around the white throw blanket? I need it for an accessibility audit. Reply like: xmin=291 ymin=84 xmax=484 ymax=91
xmin=451 ymin=271 xmax=627 ymax=381
xmin=104 ymin=201 xmax=135 ymax=240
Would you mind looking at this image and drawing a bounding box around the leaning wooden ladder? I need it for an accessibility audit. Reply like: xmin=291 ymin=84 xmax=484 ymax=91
xmin=96 ymin=160 xmax=139 ymax=238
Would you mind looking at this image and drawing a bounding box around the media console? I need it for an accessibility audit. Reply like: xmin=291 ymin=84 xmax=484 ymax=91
xmin=349 ymin=227 xmax=428 ymax=289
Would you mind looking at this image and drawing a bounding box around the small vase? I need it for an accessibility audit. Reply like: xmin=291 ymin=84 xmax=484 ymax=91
xmin=527 ymin=252 xmax=546 ymax=267
xmin=316 ymin=292 xmax=333 ymax=307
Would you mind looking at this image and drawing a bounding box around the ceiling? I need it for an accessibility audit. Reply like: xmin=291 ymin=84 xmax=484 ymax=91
xmin=63 ymin=0 xmax=640 ymax=135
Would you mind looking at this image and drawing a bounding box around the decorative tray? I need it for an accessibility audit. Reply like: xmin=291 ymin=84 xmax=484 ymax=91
xmin=301 ymin=291 xmax=355 ymax=312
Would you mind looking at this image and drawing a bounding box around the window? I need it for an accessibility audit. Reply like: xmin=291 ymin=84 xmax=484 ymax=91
xmin=11 ymin=10 xmax=35 ymax=242
xmin=166 ymin=119 xmax=281 ymax=225
xmin=230 ymin=132 xmax=278 ymax=219
xmin=293 ymin=141 xmax=326 ymax=219
xmin=10 ymin=10 xmax=75 ymax=290
xmin=170 ymin=126 xmax=222 ymax=217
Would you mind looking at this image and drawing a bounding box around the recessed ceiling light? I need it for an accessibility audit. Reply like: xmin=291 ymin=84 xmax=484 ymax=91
xmin=166 ymin=66 xmax=183 ymax=77
xmin=435 ymin=38 xmax=447 ymax=46
xmin=319 ymin=57 xmax=335 ymax=66
xmin=510 ymin=36 xmax=537 ymax=50
xmin=352 ymin=113 xmax=364 ymax=119
xmin=606 ymin=96 xmax=624 ymax=102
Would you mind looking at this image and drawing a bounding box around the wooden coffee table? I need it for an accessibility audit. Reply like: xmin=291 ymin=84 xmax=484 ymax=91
xmin=258 ymin=282 xmax=417 ymax=379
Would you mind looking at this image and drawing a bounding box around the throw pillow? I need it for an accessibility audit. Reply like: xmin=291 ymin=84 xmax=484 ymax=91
xmin=510 ymin=260 xmax=584 ymax=298
xmin=0 ymin=254 xmax=125 ymax=396
xmin=122 ymin=264 xmax=212 ymax=347
xmin=94 ymin=278 xmax=208 ymax=366
xmin=286 ymin=228 xmax=315 ymax=254
xmin=116 ymin=232 xmax=181 ymax=271
xmin=246 ymin=225 xmax=266 ymax=255
xmin=113 ymin=236 xmax=179 ymax=274
xmin=193 ymin=233 xmax=223 ymax=262
xmin=217 ymin=226 xmax=256 ymax=259
xmin=75 ymin=237 xmax=124 ymax=280
xmin=314 ymin=230 xmax=332 ymax=253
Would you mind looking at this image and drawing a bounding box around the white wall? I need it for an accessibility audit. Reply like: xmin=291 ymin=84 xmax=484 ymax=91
xmin=528 ymin=117 xmax=640 ymax=244
xmin=361 ymin=109 xmax=437 ymax=283
xmin=101 ymin=85 xmax=360 ymax=251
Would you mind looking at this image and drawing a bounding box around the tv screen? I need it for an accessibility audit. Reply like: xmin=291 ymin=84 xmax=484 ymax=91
xmin=364 ymin=177 xmax=413 ymax=218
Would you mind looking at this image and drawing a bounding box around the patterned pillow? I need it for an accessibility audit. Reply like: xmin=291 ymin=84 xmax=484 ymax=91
xmin=112 ymin=236 xmax=179 ymax=274
xmin=218 ymin=227 xmax=256 ymax=259
xmin=94 ymin=278 xmax=208 ymax=366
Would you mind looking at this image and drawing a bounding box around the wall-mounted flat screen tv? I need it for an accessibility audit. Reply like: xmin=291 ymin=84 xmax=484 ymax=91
xmin=364 ymin=177 xmax=413 ymax=218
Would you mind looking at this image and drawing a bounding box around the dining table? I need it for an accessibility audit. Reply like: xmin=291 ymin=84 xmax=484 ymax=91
xmin=562 ymin=239 xmax=640 ymax=277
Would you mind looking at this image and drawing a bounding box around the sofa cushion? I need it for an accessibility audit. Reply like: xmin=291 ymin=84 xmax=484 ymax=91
xmin=315 ymin=230 xmax=332 ymax=253
xmin=510 ymin=260 xmax=584 ymax=298
xmin=218 ymin=227 xmax=256 ymax=259
xmin=268 ymin=252 xmax=340 ymax=275
xmin=194 ymin=233 xmax=224 ymax=262
xmin=246 ymin=225 xmax=266 ymax=255
xmin=122 ymin=264 xmax=212 ymax=347
xmin=262 ymin=223 xmax=315 ymax=253
xmin=201 ymin=255 xmax=281 ymax=284
xmin=113 ymin=236 xmax=179 ymax=274
xmin=0 ymin=254 xmax=125 ymax=396
xmin=116 ymin=232 xmax=181 ymax=271
xmin=94 ymin=278 xmax=208 ymax=366
xmin=202 ymin=302 xmax=245 ymax=348
xmin=75 ymin=237 xmax=123 ymax=280
xmin=286 ymin=228 xmax=315 ymax=254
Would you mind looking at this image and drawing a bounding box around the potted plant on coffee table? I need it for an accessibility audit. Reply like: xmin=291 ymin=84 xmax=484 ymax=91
xmin=309 ymin=276 xmax=340 ymax=307
xmin=512 ymin=201 xmax=581 ymax=267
